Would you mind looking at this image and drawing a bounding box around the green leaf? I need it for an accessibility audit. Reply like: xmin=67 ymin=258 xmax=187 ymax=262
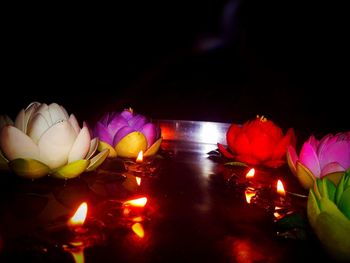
xmin=9 ymin=158 xmax=50 ymax=179
xmin=51 ymin=160 xmax=90 ymax=179
xmin=86 ymin=149 xmax=109 ymax=172
xmin=314 ymin=212 xmax=350 ymax=261
xmin=335 ymin=175 xmax=346 ymax=206
xmin=224 ymin=161 xmax=248 ymax=167
xmin=307 ymin=189 xmax=320 ymax=227
xmin=338 ymin=187 xmax=350 ymax=220
xmin=324 ymin=178 xmax=336 ymax=202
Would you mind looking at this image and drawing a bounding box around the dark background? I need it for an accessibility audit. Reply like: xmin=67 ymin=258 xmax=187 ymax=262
xmin=2 ymin=1 xmax=349 ymax=140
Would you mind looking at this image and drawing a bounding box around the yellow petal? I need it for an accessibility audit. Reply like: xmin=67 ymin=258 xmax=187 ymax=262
xmin=51 ymin=159 xmax=90 ymax=179
xmin=296 ymin=161 xmax=316 ymax=189
xmin=9 ymin=158 xmax=50 ymax=179
xmin=324 ymin=172 xmax=344 ymax=186
xmin=98 ymin=141 xmax=117 ymax=158
xmin=86 ymin=149 xmax=109 ymax=172
xmin=115 ymin=131 xmax=147 ymax=158
xmin=144 ymin=137 xmax=162 ymax=157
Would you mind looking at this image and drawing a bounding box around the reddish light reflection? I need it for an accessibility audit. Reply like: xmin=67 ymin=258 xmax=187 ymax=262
xmin=123 ymin=197 xmax=148 ymax=207
xmin=136 ymin=177 xmax=142 ymax=186
xmin=245 ymin=189 xmax=256 ymax=204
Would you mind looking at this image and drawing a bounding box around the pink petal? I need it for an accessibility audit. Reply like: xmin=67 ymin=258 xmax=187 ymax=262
xmin=112 ymin=126 xmax=135 ymax=147
xmin=141 ymin=123 xmax=157 ymax=147
xmin=318 ymin=141 xmax=350 ymax=170
xmin=94 ymin=122 xmax=113 ymax=145
xmin=307 ymin=135 xmax=319 ymax=151
xmin=128 ymin=115 xmax=147 ymax=130
xmin=299 ymin=142 xmax=321 ymax=177
xmin=286 ymin=145 xmax=298 ymax=175
xmin=320 ymin=162 xmax=346 ymax=177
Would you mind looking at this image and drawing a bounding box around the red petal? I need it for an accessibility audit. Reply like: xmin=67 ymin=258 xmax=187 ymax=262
xmin=233 ymin=132 xmax=252 ymax=156
xmin=250 ymin=133 xmax=274 ymax=161
xmin=271 ymin=128 xmax=296 ymax=160
xmin=217 ymin=143 xmax=235 ymax=159
xmin=235 ymin=154 xmax=260 ymax=166
xmin=226 ymin=124 xmax=241 ymax=151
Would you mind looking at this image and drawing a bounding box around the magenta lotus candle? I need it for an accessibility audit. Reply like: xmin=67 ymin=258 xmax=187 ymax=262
xmin=287 ymin=132 xmax=350 ymax=189
xmin=93 ymin=108 xmax=162 ymax=158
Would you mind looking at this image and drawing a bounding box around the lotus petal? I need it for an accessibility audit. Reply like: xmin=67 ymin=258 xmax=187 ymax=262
xmin=250 ymin=133 xmax=275 ymax=161
xmin=95 ymin=122 xmax=114 ymax=146
xmin=299 ymin=142 xmax=321 ymax=177
xmin=141 ymin=123 xmax=157 ymax=147
xmin=321 ymin=162 xmax=346 ymax=177
xmin=14 ymin=109 xmax=25 ymax=132
xmin=121 ymin=110 xmax=133 ymax=121
xmin=325 ymin=172 xmax=345 ymax=186
xmin=319 ymin=141 xmax=350 ymax=171
xmin=296 ymin=161 xmax=316 ymax=189
xmin=9 ymin=158 xmax=50 ymax=179
xmin=272 ymin=128 xmax=296 ymax=160
xmin=226 ymin=124 xmax=240 ymax=150
xmin=86 ymin=148 xmax=109 ymax=172
xmin=38 ymin=121 xmax=76 ymax=169
xmin=338 ymin=187 xmax=350 ymax=220
xmin=144 ymin=137 xmax=162 ymax=157
xmin=307 ymin=189 xmax=320 ymax=227
xmin=286 ymin=146 xmax=298 ymax=175
xmin=314 ymin=211 xmax=350 ymax=261
xmin=27 ymin=113 xmax=50 ymax=143
xmin=0 ymin=115 xmax=13 ymax=130
xmin=69 ymin=114 xmax=81 ymax=135
xmin=51 ymin=159 xmax=90 ymax=179
xmin=113 ymin=126 xmax=135 ymax=147
xmin=264 ymin=159 xmax=285 ymax=168
xmin=107 ymin=117 xmax=128 ymax=136
xmin=307 ymin=135 xmax=319 ymax=151
xmin=128 ymin=114 xmax=147 ymax=130
xmin=0 ymin=126 xmax=40 ymax=161
xmin=98 ymin=141 xmax=117 ymax=158
xmin=100 ymin=112 xmax=111 ymax=126
xmin=235 ymin=154 xmax=260 ymax=166
xmin=217 ymin=143 xmax=235 ymax=159
xmin=86 ymin=137 xmax=99 ymax=160
xmin=68 ymin=126 xmax=91 ymax=163
xmin=49 ymin=103 xmax=68 ymax=123
xmin=233 ymin=132 xmax=251 ymax=156
xmin=23 ymin=102 xmax=41 ymax=133
xmin=115 ymin=131 xmax=147 ymax=158
xmin=35 ymin=103 xmax=52 ymax=126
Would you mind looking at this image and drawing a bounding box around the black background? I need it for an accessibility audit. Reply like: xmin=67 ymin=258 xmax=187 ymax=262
xmin=2 ymin=1 xmax=349 ymax=140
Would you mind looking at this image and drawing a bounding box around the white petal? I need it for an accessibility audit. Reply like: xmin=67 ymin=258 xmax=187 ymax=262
xmin=49 ymin=103 xmax=69 ymax=124
xmin=60 ymin=106 xmax=69 ymax=119
xmin=69 ymin=114 xmax=81 ymax=135
xmin=14 ymin=109 xmax=25 ymax=132
xmin=68 ymin=126 xmax=91 ymax=163
xmin=27 ymin=113 xmax=50 ymax=143
xmin=86 ymin=137 xmax=98 ymax=160
xmin=35 ymin=104 xmax=52 ymax=126
xmin=23 ymin=102 xmax=41 ymax=133
xmin=0 ymin=115 xmax=13 ymax=130
xmin=38 ymin=120 xmax=77 ymax=169
xmin=0 ymin=126 xmax=40 ymax=161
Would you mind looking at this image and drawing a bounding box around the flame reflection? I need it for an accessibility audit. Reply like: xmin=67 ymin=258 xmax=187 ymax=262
xmin=132 ymin=223 xmax=145 ymax=238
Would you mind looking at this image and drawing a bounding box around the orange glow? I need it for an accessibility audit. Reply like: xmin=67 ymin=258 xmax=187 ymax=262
xmin=123 ymin=197 xmax=148 ymax=207
xmin=277 ymin=180 xmax=286 ymax=196
xmin=132 ymin=216 xmax=144 ymax=222
xmin=136 ymin=177 xmax=142 ymax=186
xmin=245 ymin=168 xmax=255 ymax=179
xmin=131 ymin=223 xmax=145 ymax=238
xmin=136 ymin=150 xmax=143 ymax=163
xmin=245 ymin=188 xmax=256 ymax=204
xmin=63 ymin=244 xmax=85 ymax=263
xmin=68 ymin=202 xmax=88 ymax=227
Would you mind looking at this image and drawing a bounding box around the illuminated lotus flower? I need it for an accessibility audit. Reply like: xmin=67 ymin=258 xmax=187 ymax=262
xmin=287 ymin=132 xmax=350 ymax=189
xmin=0 ymin=102 xmax=109 ymax=179
xmin=94 ymin=108 xmax=162 ymax=158
xmin=218 ymin=116 xmax=296 ymax=168
xmin=307 ymin=171 xmax=350 ymax=261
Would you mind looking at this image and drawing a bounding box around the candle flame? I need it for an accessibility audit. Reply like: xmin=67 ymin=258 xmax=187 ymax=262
xmin=136 ymin=150 xmax=143 ymax=163
xmin=131 ymin=223 xmax=145 ymax=238
xmin=123 ymin=197 xmax=148 ymax=207
xmin=245 ymin=188 xmax=256 ymax=204
xmin=68 ymin=202 xmax=88 ymax=227
xmin=136 ymin=177 xmax=142 ymax=186
xmin=277 ymin=180 xmax=286 ymax=196
xmin=246 ymin=168 xmax=255 ymax=179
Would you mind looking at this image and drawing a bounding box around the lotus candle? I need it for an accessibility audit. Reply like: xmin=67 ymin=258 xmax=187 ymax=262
xmin=218 ymin=115 xmax=296 ymax=168
xmin=287 ymin=132 xmax=350 ymax=189
xmin=94 ymin=108 xmax=162 ymax=158
xmin=0 ymin=102 xmax=109 ymax=179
